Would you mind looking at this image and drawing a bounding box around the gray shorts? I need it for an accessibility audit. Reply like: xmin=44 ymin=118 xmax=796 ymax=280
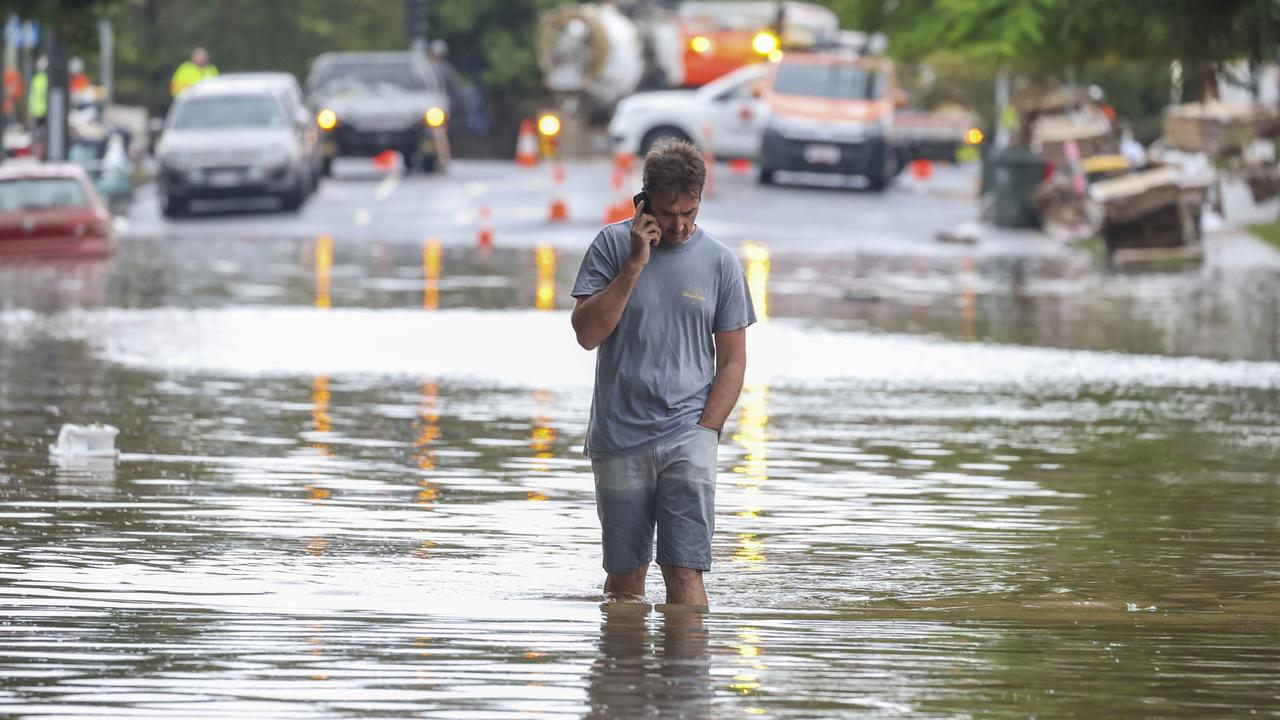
xmin=591 ymin=424 xmax=719 ymax=574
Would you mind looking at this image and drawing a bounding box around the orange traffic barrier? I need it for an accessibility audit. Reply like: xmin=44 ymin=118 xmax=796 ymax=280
xmin=548 ymin=162 xmax=569 ymax=222
xmin=477 ymin=204 xmax=494 ymax=248
xmin=603 ymin=152 xmax=635 ymax=224
xmin=910 ymin=158 xmax=933 ymax=181
xmin=516 ymin=119 xmax=538 ymax=167
xmin=373 ymin=149 xmax=398 ymax=171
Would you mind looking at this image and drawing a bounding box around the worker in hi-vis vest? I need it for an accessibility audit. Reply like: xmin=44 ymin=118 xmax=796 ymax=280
xmin=28 ymin=56 xmax=48 ymax=124
xmin=170 ymin=47 xmax=218 ymax=97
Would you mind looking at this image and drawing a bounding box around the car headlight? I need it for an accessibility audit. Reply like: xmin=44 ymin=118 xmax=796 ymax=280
xmin=317 ymin=109 xmax=338 ymax=130
xmin=259 ymin=145 xmax=292 ymax=169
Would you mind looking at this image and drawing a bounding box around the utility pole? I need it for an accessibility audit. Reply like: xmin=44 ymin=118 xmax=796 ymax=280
xmin=98 ymin=20 xmax=113 ymax=101
xmin=45 ymin=27 xmax=68 ymax=161
xmin=1 ymin=18 xmax=8 ymax=167
xmin=406 ymin=0 xmax=429 ymax=56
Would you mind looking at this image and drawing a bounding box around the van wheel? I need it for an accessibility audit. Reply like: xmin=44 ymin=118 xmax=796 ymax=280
xmin=281 ymin=175 xmax=306 ymax=212
xmin=867 ymin=144 xmax=895 ymax=192
xmin=160 ymin=188 xmax=187 ymax=218
xmin=758 ymin=166 xmax=776 ymax=185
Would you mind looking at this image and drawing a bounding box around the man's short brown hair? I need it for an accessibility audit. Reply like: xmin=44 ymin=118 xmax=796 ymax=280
xmin=643 ymin=139 xmax=706 ymax=196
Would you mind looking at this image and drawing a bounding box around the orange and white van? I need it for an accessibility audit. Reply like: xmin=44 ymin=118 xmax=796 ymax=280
xmin=756 ymin=51 xmax=901 ymax=190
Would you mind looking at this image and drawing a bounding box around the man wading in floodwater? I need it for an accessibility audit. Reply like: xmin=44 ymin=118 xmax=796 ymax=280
xmin=571 ymin=139 xmax=756 ymax=605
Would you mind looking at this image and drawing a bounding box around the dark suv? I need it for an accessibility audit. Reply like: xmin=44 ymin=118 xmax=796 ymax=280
xmin=306 ymin=51 xmax=450 ymax=174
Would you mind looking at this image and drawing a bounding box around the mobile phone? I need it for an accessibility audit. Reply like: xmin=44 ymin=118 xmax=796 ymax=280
xmin=632 ymin=190 xmax=651 ymax=215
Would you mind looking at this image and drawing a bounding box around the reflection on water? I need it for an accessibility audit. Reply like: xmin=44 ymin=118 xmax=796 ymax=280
xmin=535 ymin=243 xmax=556 ymax=311
xmin=1 ymin=238 xmax=1279 ymax=717
xmin=423 ymin=236 xmax=441 ymax=311
xmin=314 ymin=233 xmax=333 ymax=310
xmin=586 ymin=604 xmax=713 ymax=719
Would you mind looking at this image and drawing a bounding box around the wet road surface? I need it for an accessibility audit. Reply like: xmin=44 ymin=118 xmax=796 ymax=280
xmin=1 ymin=161 xmax=1279 ymax=718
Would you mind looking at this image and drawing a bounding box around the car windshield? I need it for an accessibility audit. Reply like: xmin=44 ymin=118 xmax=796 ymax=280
xmin=773 ymin=63 xmax=882 ymax=100
xmin=0 ymin=178 xmax=90 ymax=211
xmin=310 ymin=60 xmax=433 ymax=97
xmin=170 ymin=95 xmax=287 ymax=130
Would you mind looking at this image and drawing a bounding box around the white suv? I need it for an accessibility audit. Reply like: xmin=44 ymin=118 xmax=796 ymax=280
xmin=608 ymin=63 xmax=769 ymax=159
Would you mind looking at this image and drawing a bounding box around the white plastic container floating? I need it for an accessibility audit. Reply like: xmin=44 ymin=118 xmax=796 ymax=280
xmin=49 ymin=423 xmax=119 ymax=460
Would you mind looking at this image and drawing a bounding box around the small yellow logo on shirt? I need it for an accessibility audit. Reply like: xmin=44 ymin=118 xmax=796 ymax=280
xmin=681 ymin=291 xmax=706 ymax=302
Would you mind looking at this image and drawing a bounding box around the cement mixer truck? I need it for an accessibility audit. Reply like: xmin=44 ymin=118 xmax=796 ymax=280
xmin=537 ymin=1 xmax=839 ymax=147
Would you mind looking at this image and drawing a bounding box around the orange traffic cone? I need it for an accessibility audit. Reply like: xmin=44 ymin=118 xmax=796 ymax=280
xmin=603 ymin=152 xmax=635 ymax=224
xmin=477 ymin=204 xmax=494 ymax=248
xmin=516 ymin=119 xmax=538 ymax=167
xmin=548 ymin=162 xmax=569 ymax=222
xmin=910 ymin=158 xmax=933 ymax=182
xmin=373 ymin=149 xmax=398 ymax=171
xmin=728 ymin=158 xmax=753 ymax=175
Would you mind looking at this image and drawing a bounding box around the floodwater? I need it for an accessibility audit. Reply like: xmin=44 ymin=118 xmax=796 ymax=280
xmin=2 ymin=232 xmax=1279 ymax=718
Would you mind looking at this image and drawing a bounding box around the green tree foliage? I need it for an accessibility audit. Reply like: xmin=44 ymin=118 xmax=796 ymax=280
xmin=820 ymin=0 xmax=1280 ymax=70
xmin=817 ymin=0 xmax=1279 ymax=139
xmin=428 ymin=0 xmax=563 ymax=154
xmin=12 ymin=0 xmax=561 ymax=156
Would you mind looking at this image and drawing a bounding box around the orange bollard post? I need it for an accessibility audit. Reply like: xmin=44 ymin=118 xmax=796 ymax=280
xmin=477 ymin=204 xmax=494 ymax=248
xmin=548 ymin=162 xmax=569 ymax=222
xmin=603 ymin=152 xmax=634 ymax=224
xmin=516 ymin=119 xmax=538 ymax=167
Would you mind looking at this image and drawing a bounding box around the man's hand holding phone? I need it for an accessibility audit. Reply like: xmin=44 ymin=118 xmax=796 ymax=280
xmin=628 ymin=194 xmax=660 ymax=268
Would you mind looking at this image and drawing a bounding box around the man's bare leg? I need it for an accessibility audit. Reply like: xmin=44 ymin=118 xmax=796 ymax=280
xmin=660 ymin=565 xmax=708 ymax=605
xmin=604 ymin=564 xmax=649 ymax=601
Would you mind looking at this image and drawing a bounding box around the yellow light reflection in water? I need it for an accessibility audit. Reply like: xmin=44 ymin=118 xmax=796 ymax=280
xmin=415 ymin=381 xmax=441 ymax=504
xmin=413 ymin=635 xmax=431 ymax=658
xmin=528 ymin=388 xmax=556 ymax=498
xmin=314 ymin=234 xmax=333 ymax=309
xmin=535 ymin=244 xmax=556 ymax=310
xmin=741 ymin=241 xmax=770 ymax=322
xmin=729 ymin=387 xmax=770 ymax=703
xmin=413 ymin=381 xmax=441 ymax=558
xmin=728 ymin=627 xmax=765 ymax=697
xmin=731 ymin=383 xmax=769 ymax=569
xmin=311 ymin=375 xmax=334 ymax=459
xmin=423 ymin=237 xmax=441 ymax=310
xmin=307 ymin=623 xmax=328 ymax=680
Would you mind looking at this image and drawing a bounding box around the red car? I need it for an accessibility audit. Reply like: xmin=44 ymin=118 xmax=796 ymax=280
xmin=0 ymin=163 xmax=114 ymax=257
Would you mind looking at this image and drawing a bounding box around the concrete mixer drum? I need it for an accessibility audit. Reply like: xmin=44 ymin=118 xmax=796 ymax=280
xmin=538 ymin=3 xmax=646 ymax=115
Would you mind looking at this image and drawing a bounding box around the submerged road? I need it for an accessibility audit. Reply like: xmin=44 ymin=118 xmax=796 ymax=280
xmin=124 ymin=157 xmax=1058 ymax=256
xmin=2 ymin=157 xmax=1280 ymax=718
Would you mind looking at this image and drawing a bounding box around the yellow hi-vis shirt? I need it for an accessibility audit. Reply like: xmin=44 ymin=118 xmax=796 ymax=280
xmin=28 ymin=72 xmax=47 ymax=119
xmin=170 ymin=61 xmax=219 ymax=97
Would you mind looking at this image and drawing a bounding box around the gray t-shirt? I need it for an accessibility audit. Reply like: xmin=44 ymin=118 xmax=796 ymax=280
xmin=572 ymin=222 xmax=756 ymax=458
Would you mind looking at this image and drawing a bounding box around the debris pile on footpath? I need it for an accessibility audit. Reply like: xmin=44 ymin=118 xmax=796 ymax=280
xmin=1000 ymin=83 xmax=1280 ymax=269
